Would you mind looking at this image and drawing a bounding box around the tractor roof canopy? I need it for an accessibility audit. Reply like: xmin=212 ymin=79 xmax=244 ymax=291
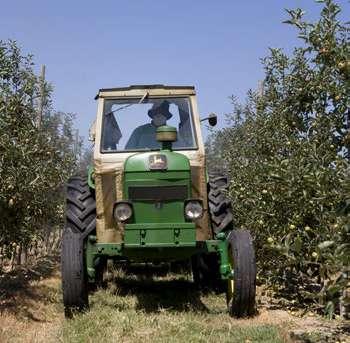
xmin=95 ymin=85 xmax=196 ymax=100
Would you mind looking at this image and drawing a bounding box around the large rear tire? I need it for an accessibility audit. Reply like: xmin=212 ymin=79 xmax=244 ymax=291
xmin=192 ymin=174 xmax=233 ymax=291
xmin=191 ymin=253 xmax=222 ymax=292
xmin=208 ymin=174 xmax=233 ymax=235
xmin=61 ymin=176 xmax=96 ymax=317
xmin=227 ymin=229 xmax=256 ymax=318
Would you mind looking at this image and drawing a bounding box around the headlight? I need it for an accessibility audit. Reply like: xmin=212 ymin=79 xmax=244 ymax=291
xmin=185 ymin=200 xmax=203 ymax=220
xmin=113 ymin=202 xmax=133 ymax=222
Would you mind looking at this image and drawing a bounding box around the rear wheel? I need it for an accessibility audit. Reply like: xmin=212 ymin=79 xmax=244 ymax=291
xmin=192 ymin=174 xmax=233 ymax=291
xmin=95 ymin=257 xmax=107 ymax=287
xmin=191 ymin=253 xmax=222 ymax=292
xmin=226 ymin=229 xmax=256 ymax=317
xmin=208 ymin=174 xmax=233 ymax=235
xmin=61 ymin=176 xmax=96 ymax=317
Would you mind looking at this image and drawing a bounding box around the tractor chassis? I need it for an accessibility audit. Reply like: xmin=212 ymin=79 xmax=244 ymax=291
xmin=85 ymin=233 xmax=232 ymax=283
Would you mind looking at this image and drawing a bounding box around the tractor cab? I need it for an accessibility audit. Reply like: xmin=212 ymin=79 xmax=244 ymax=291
xmin=90 ymin=85 xmax=212 ymax=244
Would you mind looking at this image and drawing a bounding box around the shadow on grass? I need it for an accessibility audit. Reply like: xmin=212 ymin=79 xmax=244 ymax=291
xmin=111 ymin=264 xmax=209 ymax=313
xmin=0 ymin=254 xmax=60 ymax=320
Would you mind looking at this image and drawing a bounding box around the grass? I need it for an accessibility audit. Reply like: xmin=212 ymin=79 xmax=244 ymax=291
xmin=0 ymin=260 xmax=303 ymax=343
xmin=1 ymin=258 xmax=349 ymax=342
xmin=62 ymin=268 xmax=287 ymax=343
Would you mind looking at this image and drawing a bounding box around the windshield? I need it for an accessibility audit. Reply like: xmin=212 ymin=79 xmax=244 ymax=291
xmin=101 ymin=97 xmax=197 ymax=152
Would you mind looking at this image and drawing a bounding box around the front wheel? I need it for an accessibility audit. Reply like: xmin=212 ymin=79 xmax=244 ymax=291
xmin=61 ymin=227 xmax=88 ymax=318
xmin=226 ymin=229 xmax=256 ymax=317
xmin=61 ymin=176 xmax=95 ymax=317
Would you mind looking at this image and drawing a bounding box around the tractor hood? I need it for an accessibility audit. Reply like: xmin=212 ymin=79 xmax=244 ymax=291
xmin=122 ymin=151 xmax=192 ymax=228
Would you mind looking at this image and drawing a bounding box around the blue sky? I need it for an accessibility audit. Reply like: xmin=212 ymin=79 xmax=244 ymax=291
xmin=1 ymin=1 xmax=349 ymax=141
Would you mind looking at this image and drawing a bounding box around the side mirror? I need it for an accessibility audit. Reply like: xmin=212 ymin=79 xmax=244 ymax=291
xmin=200 ymin=113 xmax=217 ymax=127
xmin=208 ymin=113 xmax=217 ymax=126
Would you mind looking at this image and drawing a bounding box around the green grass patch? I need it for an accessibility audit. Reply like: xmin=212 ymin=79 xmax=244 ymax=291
xmin=63 ymin=271 xmax=285 ymax=343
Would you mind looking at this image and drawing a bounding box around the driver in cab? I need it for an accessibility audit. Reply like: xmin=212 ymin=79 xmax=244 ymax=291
xmin=125 ymin=101 xmax=172 ymax=150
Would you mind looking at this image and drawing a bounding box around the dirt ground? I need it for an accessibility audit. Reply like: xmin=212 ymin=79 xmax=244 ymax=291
xmin=0 ymin=256 xmax=348 ymax=343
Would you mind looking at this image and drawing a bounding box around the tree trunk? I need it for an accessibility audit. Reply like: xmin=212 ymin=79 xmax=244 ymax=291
xmin=16 ymin=244 xmax=22 ymax=266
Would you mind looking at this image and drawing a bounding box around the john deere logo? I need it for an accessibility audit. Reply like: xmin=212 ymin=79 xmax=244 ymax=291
xmin=149 ymin=154 xmax=167 ymax=170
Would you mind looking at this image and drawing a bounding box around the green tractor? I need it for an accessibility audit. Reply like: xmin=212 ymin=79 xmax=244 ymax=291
xmin=61 ymin=85 xmax=256 ymax=318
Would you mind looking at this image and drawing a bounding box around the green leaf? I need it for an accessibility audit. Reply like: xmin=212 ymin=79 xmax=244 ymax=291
xmin=293 ymin=236 xmax=302 ymax=253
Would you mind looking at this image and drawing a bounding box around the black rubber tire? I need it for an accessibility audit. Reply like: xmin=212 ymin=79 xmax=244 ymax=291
xmin=227 ymin=229 xmax=256 ymax=318
xmin=61 ymin=228 xmax=88 ymax=317
xmin=61 ymin=176 xmax=96 ymax=317
xmin=191 ymin=174 xmax=233 ymax=291
xmin=65 ymin=176 xmax=96 ymax=234
xmin=208 ymin=174 xmax=233 ymax=234
xmin=94 ymin=257 xmax=107 ymax=289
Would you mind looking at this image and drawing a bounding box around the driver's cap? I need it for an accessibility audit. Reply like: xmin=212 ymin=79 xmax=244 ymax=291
xmin=148 ymin=100 xmax=172 ymax=119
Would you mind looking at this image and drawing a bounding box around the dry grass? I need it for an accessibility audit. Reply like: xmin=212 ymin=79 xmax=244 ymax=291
xmin=0 ymin=256 xmax=63 ymax=342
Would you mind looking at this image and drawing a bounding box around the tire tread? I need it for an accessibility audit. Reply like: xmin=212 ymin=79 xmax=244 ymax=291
xmin=61 ymin=176 xmax=96 ymax=317
xmin=228 ymin=229 xmax=256 ymax=318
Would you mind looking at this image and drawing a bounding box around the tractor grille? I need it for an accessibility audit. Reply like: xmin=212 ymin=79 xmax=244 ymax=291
xmin=128 ymin=185 xmax=187 ymax=201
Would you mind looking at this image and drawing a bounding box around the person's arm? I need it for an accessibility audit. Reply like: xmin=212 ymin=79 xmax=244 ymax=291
xmin=178 ymin=111 xmax=193 ymax=147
